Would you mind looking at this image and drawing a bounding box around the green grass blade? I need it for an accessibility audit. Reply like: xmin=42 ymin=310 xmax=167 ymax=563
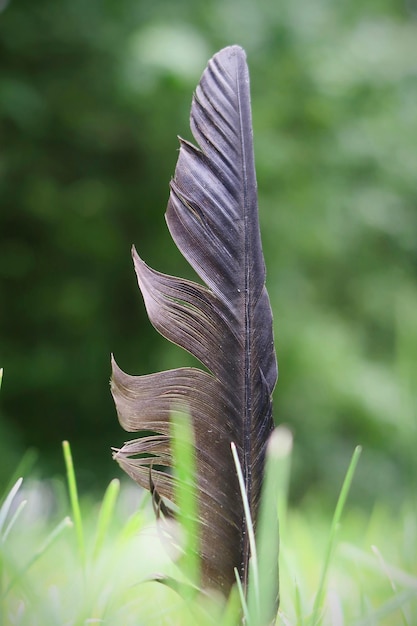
xmin=2 ymin=499 xmax=27 ymax=543
xmin=3 ymin=450 xmax=38 ymax=500
xmin=170 ymin=410 xmax=200 ymax=594
xmin=248 ymin=426 xmax=291 ymax=626
xmin=92 ymin=478 xmax=120 ymax=561
xmin=309 ymin=445 xmax=362 ymax=626
xmin=275 ymin=426 xmax=293 ymax=538
xmin=294 ymin=581 xmax=304 ymax=626
xmin=62 ymin=440 xmax=85 ymax=570
xmin=0 ymin=478 xmax=23 ymax=536
xmin=234 ymin=566 xmax=250 ymax=625
xmin=219 ymin=584 xmax=242 ymax=626
xmin=231 ymin=441 xmax=259 ymax=608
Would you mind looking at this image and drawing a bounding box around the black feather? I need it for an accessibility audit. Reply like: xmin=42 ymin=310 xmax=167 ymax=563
xmin=111 ymin=45 xmax=278 ymax=595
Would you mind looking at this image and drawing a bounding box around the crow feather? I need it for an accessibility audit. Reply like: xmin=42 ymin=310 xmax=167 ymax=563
xmin=111 ymin=45 xmax=278 ymax=595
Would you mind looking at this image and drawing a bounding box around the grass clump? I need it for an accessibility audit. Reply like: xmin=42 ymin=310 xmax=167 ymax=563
xmin=0 ymin=432 xmax=415 ymax=625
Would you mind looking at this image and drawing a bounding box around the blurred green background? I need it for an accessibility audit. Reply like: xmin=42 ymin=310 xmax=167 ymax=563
xmin=1 ymin=0 xmax=416 ymax=508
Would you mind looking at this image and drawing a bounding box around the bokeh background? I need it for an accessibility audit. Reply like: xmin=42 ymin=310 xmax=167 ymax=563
xmin=1 ymin=0 xmax=416 ymax=509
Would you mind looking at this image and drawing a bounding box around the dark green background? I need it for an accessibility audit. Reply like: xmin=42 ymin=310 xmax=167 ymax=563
xmin=1 ymin=0 xmax=416 ymax=507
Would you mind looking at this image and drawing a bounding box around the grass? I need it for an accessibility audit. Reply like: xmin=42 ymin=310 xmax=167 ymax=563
xmin=0 ymin=432 xmax=416 ymax=626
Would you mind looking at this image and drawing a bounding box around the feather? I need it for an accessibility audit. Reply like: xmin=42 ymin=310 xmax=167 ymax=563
xmin=111 ymin=45 xmax=278 ymax=596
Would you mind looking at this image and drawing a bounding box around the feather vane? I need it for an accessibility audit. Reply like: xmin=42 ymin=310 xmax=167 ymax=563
xmin=111 ymin=45 xmax=278 ymax=595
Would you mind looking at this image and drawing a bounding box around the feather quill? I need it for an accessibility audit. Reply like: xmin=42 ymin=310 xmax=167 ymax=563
xmin=111 ymin=45 xmax=278 ymax=596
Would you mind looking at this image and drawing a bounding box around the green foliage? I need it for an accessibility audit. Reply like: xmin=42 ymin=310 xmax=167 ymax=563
xmin=1 ymin=0 xmax=416 ymax=511
xmin=0 ymin=439 xmax=416 ymax=624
